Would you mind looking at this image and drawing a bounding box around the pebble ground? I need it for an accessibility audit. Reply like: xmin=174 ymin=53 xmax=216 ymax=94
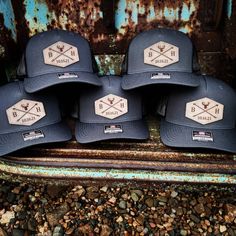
xmin=0 ymin=180 xmax=235 ymax=236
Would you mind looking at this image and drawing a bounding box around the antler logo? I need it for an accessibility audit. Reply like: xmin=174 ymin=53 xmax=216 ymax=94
xmin=95 ymin=94 xmax=128 ymax=119
xmin=107 ymin=97 xmax=115 ymax=105
xmin=185 ymin=97 xmax=224 ymax=125
xmin=144 ymin=41 xmax=179 ymax=68
xmin=202 ymin=101 xmax=210 ymax=109
xmin=158 ymin=44 xmax=165 ymax=52
xmin=43 ymin=41 xmax=79 ymax=68
xmin=21 ymin=103 xmax=29 ymax=111
xmin=57 ymin=44 xmax=65 ymax=52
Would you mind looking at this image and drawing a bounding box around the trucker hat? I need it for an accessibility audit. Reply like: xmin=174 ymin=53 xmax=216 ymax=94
xmin=0 ymin=81 xmax=72 ymax=156
xmin=22 ymin=29 xmax=101 ymax=93
xmin=160 ymin=76 xmax=236 ymax=153
xmin=121 ymin=28 xmax=200 ymax=90
xmin=75 ymin=76 xmax=149 ymax=143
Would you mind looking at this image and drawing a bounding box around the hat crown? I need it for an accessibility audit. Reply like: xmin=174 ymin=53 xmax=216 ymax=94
xmin=126 ymin=28 xmax=193 ymax=74
xmin=79 ymin=76 xmax=143 ymax=123
xmin=26 ymin=29 xmax=94 ymax=77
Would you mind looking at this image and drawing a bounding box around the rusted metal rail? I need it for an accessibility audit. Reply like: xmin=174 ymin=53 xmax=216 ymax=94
xmin=0 ymin=118 xmax=235 ymax=185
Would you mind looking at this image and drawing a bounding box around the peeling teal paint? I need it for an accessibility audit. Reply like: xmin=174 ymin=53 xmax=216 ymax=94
xmin=24 ymin=0 xmax=57 ymax=35
xmin=115 ymin=0 xmax=198 ymax=34
xmin=163 ymin=7 xmax=178 ymax=21
xmin=0 ymin=0 xmax=16 ymax=40
xmin=115 ymin=0 xmax=127 ymax=34
xmin=227 ymin=0 xmax=233 ymax=19
xmin=181 ymin=2 xmax=196 ymax=21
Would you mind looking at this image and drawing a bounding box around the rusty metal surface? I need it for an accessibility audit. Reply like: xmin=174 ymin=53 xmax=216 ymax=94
xmin=0 ymin=0 xmax=234 ymax=82
xmin=0 ymin=117 xmax=235 ymax=184
xmin=0 ymin=1 xmax=236 ymax=184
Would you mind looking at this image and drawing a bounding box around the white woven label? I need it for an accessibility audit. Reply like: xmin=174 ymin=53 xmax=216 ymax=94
xmin=22 ymin=130 xmax=45 ymax=141
xmin=185 ymin=97 xmax=224 ymax=125
xmin=144 ymin=41 xmax=179 ymax=68
xmin=43 ymin=41 xmax=79 ymax=67
xmin=6 ymin=99 xmax=46 ymax=126
xmin=95 ymin=94 xmax=128 ymax=119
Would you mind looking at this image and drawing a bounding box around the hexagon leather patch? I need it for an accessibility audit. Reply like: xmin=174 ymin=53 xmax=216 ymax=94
xmin=6 ymin=99 xmax=46 ymax=126
xmin=95 ymin=94 xmax=128 ymax=119
xmin=144 ymin=41 xmax=179 ymax=68
xmin=185 ymin=97 xmax=224 ymax=125
xmin=43 ymin=41 xmax=79 ymax=67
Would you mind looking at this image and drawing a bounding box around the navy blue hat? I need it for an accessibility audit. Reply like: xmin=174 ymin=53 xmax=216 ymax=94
xmin=75 ymin=76 xmax=149 ymax=143
xmin=0 ymin=81 xmax=72 ymax=156
xmin=22 ymin=29 xmax=101 ymax=93
xmin=121 ymin=28 xmax=200 ymax=90
xmin=160 ymin=76 xmax=236 ymax=153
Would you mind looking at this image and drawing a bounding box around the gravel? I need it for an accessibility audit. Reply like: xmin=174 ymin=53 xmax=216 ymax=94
xmin=0 ymin=180 xmax=235 ymax=235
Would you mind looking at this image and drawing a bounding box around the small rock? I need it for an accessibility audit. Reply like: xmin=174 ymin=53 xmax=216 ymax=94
xmin=190 ymin=214 xmax=200 ymax=224
xmin=156 ymin=196 xmax=168 ymax=203
xmin=86 ymin=186 xmax=99 ymax=199
xmin=116 ymin=216 xmax=123 ymax=223
xmin=0 ymin=227 xmax=8 ymax=236
xmin=171 ymin=191 xmax=178 ymax=198
xmin=108 ymin=197 xmax=116 ymax=205
xmin=131 ymin=192 xmax=139 ymax=202
xmin=74 ymin=188 xmax=85 ymax=197
xmin=180 ymin=229 xmax=187 ymax=236
xmin=130 ymin=190 xmax=143 ymax=196
xmin=225 ymin=204 xmax=236 ymax=217
xmin=12 ymin=186 xmax=22 ymax=194
xmin=0 ymin=211 xmax=15 ymax=224
xmin=46 ymin=185 xmax=68 ymax=198
xmin=77 ymin=224 xmax=92 ymax=234
xmin=100 ymin=225 xmax=113 ymax=236
xmin=121 ymin=194 xmax=129 ymax=200
xmin=219 ymin=225 xmax=227 ymax=233
xmin=46 ymin=202 xmax=70 ymax=227
xmin=94 ymin=227 xmax=100 ymax=233
xmin=65 ymin=227 xmax=74 ymax=235
xmin=136 ymin=215 xmax=144 ymax=225
xmin=136 ymin=226 xmax=144 ymax=232
xmin=176 ymin=207 xmax=184 ymax=216
xmin=119 ymin=200 xmax=127 ymax=209
xmin=149 ymin=223 xmax=156 ymax=228
xmin=100 ymin=186 xmax=108 ymax=193
xmin=12 ymin=229 xmax=24 ymax=236
xmin=145 ymin=198 xmax=154 ymax=207
xmin=194 ymin=203 xmax=205 ymax=215
xmin=52 ymin=225 xmax=64 ymax=236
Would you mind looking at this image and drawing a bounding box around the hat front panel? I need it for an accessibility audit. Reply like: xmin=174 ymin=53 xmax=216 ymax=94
xmin=26 ymin=30 xmax=93 ymax=77
xmin=127 ymin=29 xmax=193 ymax=75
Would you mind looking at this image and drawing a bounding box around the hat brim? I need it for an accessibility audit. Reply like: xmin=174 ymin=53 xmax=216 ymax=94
xmin=75 ymin=120 xmax=149 ymax=143
xmin=24 ymin=71 xmax=102 ymax=93
xmin=121 ymin=71 xmax=200 ymax=90
xmin=160 ymin=119 xmax=236 ymax=153
xmin=0 ymin=121 xmax=72 ymax=156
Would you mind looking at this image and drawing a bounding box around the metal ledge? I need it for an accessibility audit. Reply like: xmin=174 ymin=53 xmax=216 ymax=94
xmin=0 ymin=118 xmax=235 ymax=185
